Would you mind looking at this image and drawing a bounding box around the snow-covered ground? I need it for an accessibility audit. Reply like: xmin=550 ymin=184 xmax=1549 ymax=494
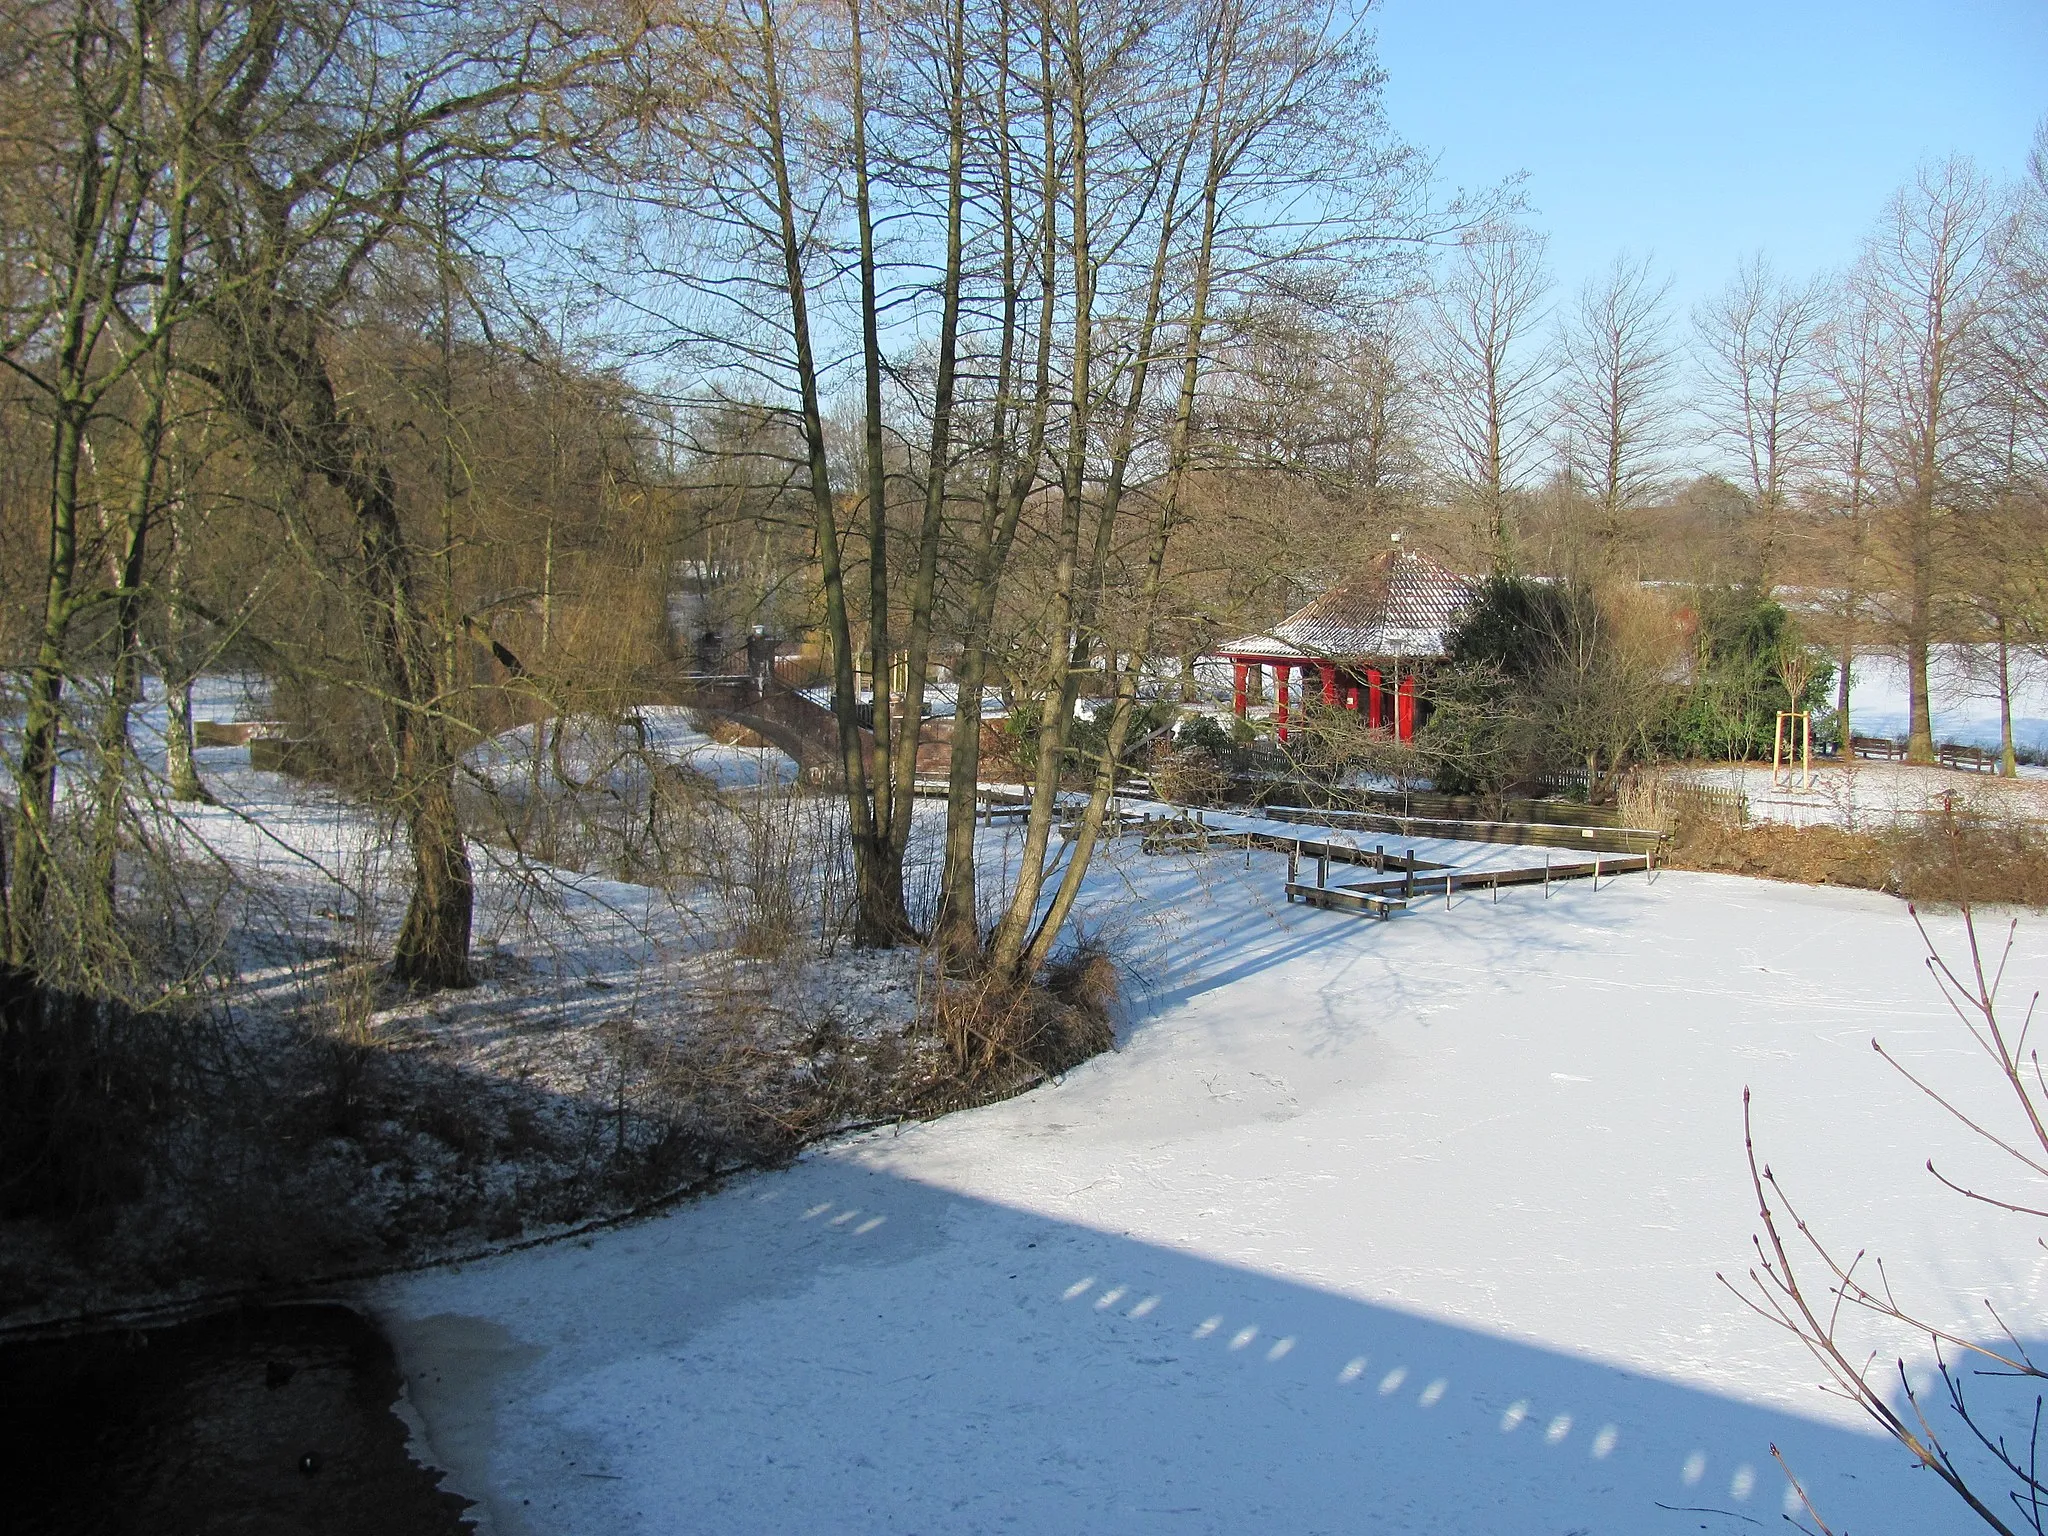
xmin=378 ymin=838 xmax=2046 ymax=1534
xmin=1685 ymin=758 xmax=2048 ymax=829
xmin=23 ymin=673 xmax=2043 ymax=1528
xmin=467 ymin=707 xmax=797 ymax=793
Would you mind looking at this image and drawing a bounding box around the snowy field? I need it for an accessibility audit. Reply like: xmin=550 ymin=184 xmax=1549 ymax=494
xmin=378 ymin=839 xmax=2047 ymax=1534
xmin=20 ymin=674 xmax=2043 ymax=1528
xmin=1686 ymin=758 xmax=2048 ymax=829
xmin=467 ymin=706 xmax=796 ymax=793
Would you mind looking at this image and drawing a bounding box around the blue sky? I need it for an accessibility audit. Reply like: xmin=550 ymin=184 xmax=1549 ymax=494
xmin=1372 ymin=0 xmax=2048 ymax=314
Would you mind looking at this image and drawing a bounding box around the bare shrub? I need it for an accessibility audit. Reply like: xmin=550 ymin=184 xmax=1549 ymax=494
xmin=0 ymin=770 xmax=239 ymax=1228
xmin=0 ymin=968 xmax=167 ymax=1219
xmin=1892 ymin=801 xmax=2048 ymax=908
xmin=927 ymin=941 xmax=1117 ymax=1088
xmin=1666 ymin=816 xmax=1899 ymax=893
xmin=1730 ymin=909 xmax=2048 ymax=1534
xmin=1663 ymin=795 xmax=2048 ymax=907
xmin=1038 ymin=944 xmax=1120 ymax=1072
xmin=1150 ymin=746 xmax=1231 ymax=807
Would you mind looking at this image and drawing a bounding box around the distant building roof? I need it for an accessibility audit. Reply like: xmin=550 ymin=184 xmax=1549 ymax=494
xmin=1217 ymin=549 xmax=1476 ymax=662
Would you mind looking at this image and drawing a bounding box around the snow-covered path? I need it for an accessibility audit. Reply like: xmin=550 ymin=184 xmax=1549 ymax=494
xmin=379 ymin=851 xmax=2045 ymax=1534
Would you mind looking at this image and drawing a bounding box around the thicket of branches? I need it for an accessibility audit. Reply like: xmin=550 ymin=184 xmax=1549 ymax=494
xmin=0 ymin=0 xmax=1456 ymax=1027
xmin=3 ymin=0 xmax=2048 ymax=1008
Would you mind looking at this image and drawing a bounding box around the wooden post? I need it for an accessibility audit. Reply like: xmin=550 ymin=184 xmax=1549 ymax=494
xmin=1593 ymin=853 xmax=1601 ymax=890
xmin=1403 ymin=850 xmax=1414 ymax=899
xmin=1245 ymin=832 xmax=1252 ymax=869
xmin=1232 ymin=661 xmax=1248 ymax=720
xmin=1444 ymin=873 xmax=1452 ymax=909
xmin=1317 ymin=850 xmax=1328 ymax=888
xmin=1375 ymin=843 xmax=1384 ymax=871
xmin=1289 ymin=840 xmax=1299 ymax=884
xmin=1544 ymin=852 xmax=1551 ymax=897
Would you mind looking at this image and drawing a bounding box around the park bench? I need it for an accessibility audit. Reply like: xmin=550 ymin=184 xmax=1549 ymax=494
xmin=1937 ymin=743 xmax=1995 ymax=773
xmin=1850 ymin=734 xmax=1904 ymax=761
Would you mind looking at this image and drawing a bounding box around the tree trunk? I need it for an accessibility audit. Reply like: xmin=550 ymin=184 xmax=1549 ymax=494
xmin=88 ymin=359 xmax=172 ymax=896
xmin=1997 ymin=615 xmax=2016 ymax=777
xmin=1010 ymin=13 xmax=1230 ymax=979
xmin=1836 ymin=637 xmax=1852 ymax=761
xmin=883 ymin=0 xmax=970 ymax=911
xmin=8 ymin=409 xmax=87 ymax=967
xmin=848 ymin=0 xmax=902 ymax=934
xmin=756 ymin=0 xmax=890 ymax=945
xmin=933 ymin=10 xmax=1055 ymax=957
xmin=394 ymin=763 xmax=474 ymax=984
xmin=208 ymin=299 xmax=476 ymax=988
xmin=164 ymin=673 xmax=206 ymax=803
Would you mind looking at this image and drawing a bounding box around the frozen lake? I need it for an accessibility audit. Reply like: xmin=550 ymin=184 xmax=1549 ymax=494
xmin=378 ymin=840 xmax=2042 ymax=1533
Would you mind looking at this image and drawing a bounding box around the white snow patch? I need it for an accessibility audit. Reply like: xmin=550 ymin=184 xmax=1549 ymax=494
xmin=376 ymin=836 xmax=2046 ymax=1533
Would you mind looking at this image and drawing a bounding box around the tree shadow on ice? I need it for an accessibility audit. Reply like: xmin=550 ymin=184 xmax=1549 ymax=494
xmin=1120 ymin=851 xmax=1629 ymax=1036
xmin=383 ymin=1151 xmax=1992 ymax=1536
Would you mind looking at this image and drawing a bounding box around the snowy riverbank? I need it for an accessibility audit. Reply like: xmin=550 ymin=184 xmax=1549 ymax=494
xmin=377 ymin=840 xmax=2045 ymax=1534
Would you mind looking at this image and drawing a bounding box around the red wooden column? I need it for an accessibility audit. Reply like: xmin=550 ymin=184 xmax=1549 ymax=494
xmin=1397 ymin=675 xmax=1417 ymax=741
xmin=1232 ymin=661 xmax=1248 ymax=718
xmin=1319 ymin=661 xmax=1337 ymax=707
xmin=1344 ymin=679 xmax=1359 ymax=711
xmin=1366 ymin=668 xmax=1383 ymax=728
xmin=1275 ymin=663 xmax=1292 ymax=743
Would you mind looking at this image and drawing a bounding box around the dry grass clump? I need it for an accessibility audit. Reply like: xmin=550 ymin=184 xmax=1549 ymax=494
xmin=925 ymin=943 xmax=1118 ymax=1093
xmin=1665 ymin=816 xmax=1900 ymax=893
xmin=1665 ymin=800 xmax=2048 ymax=908
xmin=1890 ymin=809 xmax=2048 ymax=907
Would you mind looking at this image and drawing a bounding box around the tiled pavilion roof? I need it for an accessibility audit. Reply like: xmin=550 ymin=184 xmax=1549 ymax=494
xmin=1217 ymin=549 xmax=1476 ymax=662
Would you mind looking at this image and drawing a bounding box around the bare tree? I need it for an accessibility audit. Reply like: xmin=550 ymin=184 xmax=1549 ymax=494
xmin=1730 ymin=908 xmax=2048 ymax=1535
xmin=188 ymin=0 xmax=623 ymax=988
xmin=986 ymin=0 xmax=1433 ymax=982
xmin=1553 ymin=253 xmax=1676 ymax=575
xmin=1693 ymin=253 xmax=1828 ymax=589
xmin=1425 ymin=218 xmax=1552 ymax=572
xmin=1992 ymin=121 xmax=2048 ymax=437
xmin=1810 ymin=282 xmax=1884 ymax=754
xmin=1981 ymin=119 xmax=2048 ymax=753
xmin=0 ymin=0 xmax=245 ymax=965
xmin=1856 ymin=157 xmax=2006 ymax=764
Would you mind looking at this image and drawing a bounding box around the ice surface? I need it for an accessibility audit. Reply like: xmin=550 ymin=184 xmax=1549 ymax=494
xmin=379 ymin=838 xmax=2048 ymax=1534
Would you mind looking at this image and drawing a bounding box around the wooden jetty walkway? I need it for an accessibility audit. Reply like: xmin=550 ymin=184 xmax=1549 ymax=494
xmin=1256 ymin=802 xmax=1663 ymax=856
xmin=908 ymin=785 xmax=1661 ymax=922
xmin=1282 ymin=841 xmax=1651 ymax=920
xmin=1124 ymin=806 xmax=1655 ymax=923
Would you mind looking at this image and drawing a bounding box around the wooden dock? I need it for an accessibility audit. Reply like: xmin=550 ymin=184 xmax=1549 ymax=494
xmin=1285 ymin=845 xmax=1651 ymax=919
xmin=1257 ymin=802 xmax=1664 ymax=856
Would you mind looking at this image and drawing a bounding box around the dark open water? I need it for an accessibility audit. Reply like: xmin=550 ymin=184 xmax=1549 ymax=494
xmin=0 ymin=1303 xmax=472 ymax=1536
